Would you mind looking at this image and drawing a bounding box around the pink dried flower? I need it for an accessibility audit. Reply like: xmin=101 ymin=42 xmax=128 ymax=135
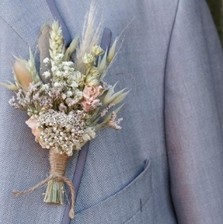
xmin=25 ymin=117 xmax=46 ymax=148
xmin=81 ymin=85 xmax=103 ymax=112
xmin=107 ymin=112 xmax=123 ymax=130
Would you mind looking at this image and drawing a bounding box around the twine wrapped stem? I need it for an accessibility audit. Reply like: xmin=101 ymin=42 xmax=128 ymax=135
xmin=13 ymin=149 xmax=76 ymax=219
xmin=44 ymin=150 xmax=68 ymax=205
xmin=44 ymin=149 xmax=75 ymax=219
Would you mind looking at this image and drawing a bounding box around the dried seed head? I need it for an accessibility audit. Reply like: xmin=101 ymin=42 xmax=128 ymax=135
xmin=13 ymin=59 xmax=33 ymax=90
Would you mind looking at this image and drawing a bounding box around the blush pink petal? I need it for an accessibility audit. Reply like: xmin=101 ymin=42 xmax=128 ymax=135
xmin=25 ymin=117 xmax=38 ymax=129
xmin=83 ymin=85 xmax=103 ymax=99
xmin=26 ymin=117 xmax=42 ymax=145
xmin=82 ymin=85 xmax=103 ymax=111
xmin=81 ymin=101 xmax=92 ymax=112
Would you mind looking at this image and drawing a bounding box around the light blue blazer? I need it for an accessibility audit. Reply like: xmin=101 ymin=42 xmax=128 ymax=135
xmin=0 ymin=0 xmax=223 ymax=223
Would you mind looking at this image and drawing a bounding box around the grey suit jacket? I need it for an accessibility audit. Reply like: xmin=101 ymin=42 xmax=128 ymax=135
xmin=0 ymin=0 xmax=223 ymax=223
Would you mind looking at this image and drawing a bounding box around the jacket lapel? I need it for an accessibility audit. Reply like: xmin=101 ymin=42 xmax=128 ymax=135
xmin=0 ymin=0 xmax=53 ymax=47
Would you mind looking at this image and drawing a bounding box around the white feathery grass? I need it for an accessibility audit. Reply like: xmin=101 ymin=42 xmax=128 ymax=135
xmin=76 ymin=1 xmax=103 ymax=68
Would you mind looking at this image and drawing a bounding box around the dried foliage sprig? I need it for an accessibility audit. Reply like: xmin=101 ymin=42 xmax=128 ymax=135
xmin=0 ymin=20 xmax=127 ymax=219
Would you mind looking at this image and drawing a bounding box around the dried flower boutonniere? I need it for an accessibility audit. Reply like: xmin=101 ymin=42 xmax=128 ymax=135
xmin=0 ymin=20 xmax=128 ymax=218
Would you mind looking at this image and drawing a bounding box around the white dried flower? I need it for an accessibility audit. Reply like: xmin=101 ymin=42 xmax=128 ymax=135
xmin=63 ymin=61 xmax=74 ymax=67
xmin=82 ymin=53 xmax=94 ymax=64
xmin=55 ymin=71 xmax=62 ymax=77
xmin=66 ymin=91 xmax=73 ymax=97
xmin=51 ymin=66 xmax=57 ymax=73
xmin=92 ymin=45 xmax=104 ymax=56
xmin=53 ymin=82 xmax=61 ymax=87
xmin=42 ymin=71 xmax=51 ymax=79
xmin=43 ymin=57 xmax=50 ymax=64
xmin=38 ymin=110 xmax=96 ymax=155
xmin=61 ymin=93 xmax=66 ymax=100
xmin=70 ymin=81 xmax=78 ymax=88
xmin=41 ymin=84 xmax=50 ymax=90
xmin=55 ymin=54 xmax=64 ymax=61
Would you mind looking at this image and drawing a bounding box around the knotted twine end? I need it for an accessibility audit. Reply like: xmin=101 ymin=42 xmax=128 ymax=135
xmin=69 ymin=209 xmax=75 ymax=219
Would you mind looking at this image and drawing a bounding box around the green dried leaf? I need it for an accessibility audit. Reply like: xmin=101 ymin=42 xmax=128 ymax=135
xmin=110 ymin=90 xmax=129 ymax=105
xmin=28 ymin=48 xmax=40 ymax=82
xmin=107 ymin=38 xmax=118 ymax=63
xmin=0 ymin=82 xmax=18 ymax=91
xmin=64 ymin=37 xmax=79 ymax=61
xmin=98 ymin=49 xmax=108 ymax=75
xmin=103 ymin=85 xmax=128 ymax=106
xmin=102 ymin=82 xmax=118 ymax=104
xmin=94 ymin=104 xmax=124 ymax=130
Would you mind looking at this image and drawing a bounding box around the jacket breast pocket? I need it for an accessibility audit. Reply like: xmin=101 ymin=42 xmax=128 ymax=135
xmin=73 ymin=158 xmax=153 ymax=224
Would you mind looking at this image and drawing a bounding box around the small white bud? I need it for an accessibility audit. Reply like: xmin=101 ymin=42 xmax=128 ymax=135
xmin=43 ymin=57 xmax=50 ymax=64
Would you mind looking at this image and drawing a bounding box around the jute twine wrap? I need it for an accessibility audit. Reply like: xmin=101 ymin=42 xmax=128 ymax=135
xmin=13 ymin=149 xmax=76 ymax=219
xmin=49 ymin=149 xmax=68 ymax=177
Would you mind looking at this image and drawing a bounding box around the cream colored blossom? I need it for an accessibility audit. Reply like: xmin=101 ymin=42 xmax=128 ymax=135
xmin=92 ymin=45 xmax=104 ymax=56
xmin=82 ymin=53 xmax=94 ymax=64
